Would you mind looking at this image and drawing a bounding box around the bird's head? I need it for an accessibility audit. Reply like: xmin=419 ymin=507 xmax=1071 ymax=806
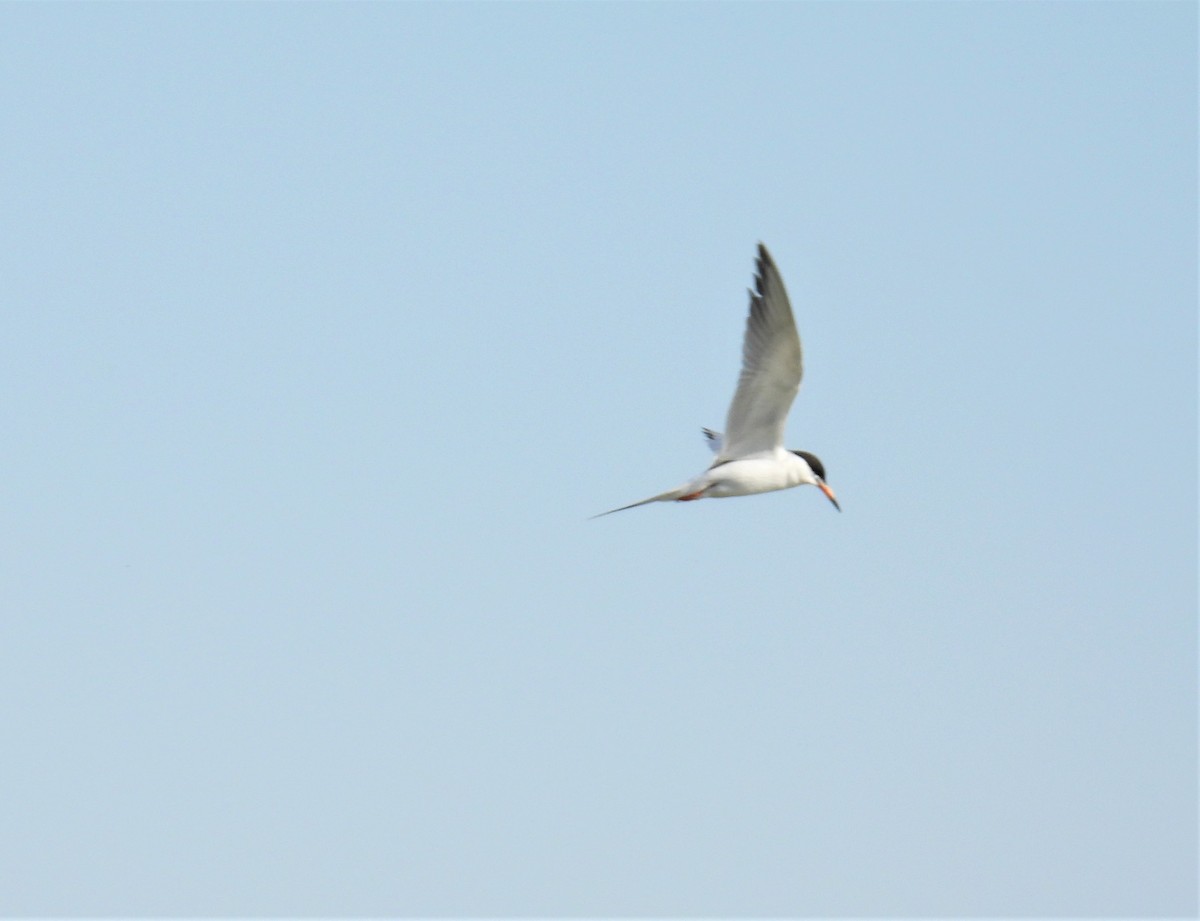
xmin=791 ymin=450 xmax=840 ymax=511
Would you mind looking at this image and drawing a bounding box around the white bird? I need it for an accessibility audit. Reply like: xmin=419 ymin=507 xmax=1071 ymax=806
xmin=594 ymin=243 xmax=839 ymax=517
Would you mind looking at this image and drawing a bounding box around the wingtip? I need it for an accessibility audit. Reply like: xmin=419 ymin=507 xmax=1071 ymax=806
xmin=751 ymin=243 xmax=778 ymax=301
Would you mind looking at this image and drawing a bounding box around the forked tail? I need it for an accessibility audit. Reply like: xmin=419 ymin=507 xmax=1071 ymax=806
xmin=590 ymin=487 xmax=685 ymax=519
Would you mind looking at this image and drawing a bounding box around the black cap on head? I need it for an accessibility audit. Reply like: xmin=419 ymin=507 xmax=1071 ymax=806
xmin=791 ymin=450 xmax=827 ymax=481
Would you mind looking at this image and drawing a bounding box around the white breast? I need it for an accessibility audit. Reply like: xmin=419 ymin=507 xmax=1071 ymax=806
xmin=700 ymin=450 xmax=814 ymax=498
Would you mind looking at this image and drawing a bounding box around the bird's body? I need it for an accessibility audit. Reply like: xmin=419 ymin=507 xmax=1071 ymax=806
xmin=692 ymin=449 xmax=817 ymax=498
xmin=595 ymin=244 xmax=839 ymax=518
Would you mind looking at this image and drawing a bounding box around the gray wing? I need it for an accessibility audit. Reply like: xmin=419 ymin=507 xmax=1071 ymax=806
xmin=702 ymin=427 xmax=722 ymax=453
xmin=715 ymin=244 xmax=803 ymax=461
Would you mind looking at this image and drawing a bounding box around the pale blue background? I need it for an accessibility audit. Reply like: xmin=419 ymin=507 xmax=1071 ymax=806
xmin=1 ymin=3 xmax=1195 ymax=917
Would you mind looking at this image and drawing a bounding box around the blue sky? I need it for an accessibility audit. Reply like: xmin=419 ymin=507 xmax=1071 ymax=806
xmin=1 ymin=3 xmax=1195 ymax=916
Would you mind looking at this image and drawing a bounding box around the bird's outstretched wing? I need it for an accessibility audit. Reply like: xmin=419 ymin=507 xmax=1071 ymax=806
xmin=715 ymin=244 xmax=803 ymax=462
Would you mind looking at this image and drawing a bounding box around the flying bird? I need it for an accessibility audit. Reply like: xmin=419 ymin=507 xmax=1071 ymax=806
xmin=594 ymin=244 xmax=839 ymax=517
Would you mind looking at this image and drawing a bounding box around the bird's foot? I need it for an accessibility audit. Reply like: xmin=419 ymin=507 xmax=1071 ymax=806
xmin=677 ymin=489 xmax=707 ymax=502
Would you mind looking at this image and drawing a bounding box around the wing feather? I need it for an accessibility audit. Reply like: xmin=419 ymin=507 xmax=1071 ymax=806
xmin=715 ymin=244 xmax=803 ymax=461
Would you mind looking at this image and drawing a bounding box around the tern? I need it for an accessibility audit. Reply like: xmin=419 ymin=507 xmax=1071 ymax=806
xmin=594 ymin=243 xmax=839 ymax=517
